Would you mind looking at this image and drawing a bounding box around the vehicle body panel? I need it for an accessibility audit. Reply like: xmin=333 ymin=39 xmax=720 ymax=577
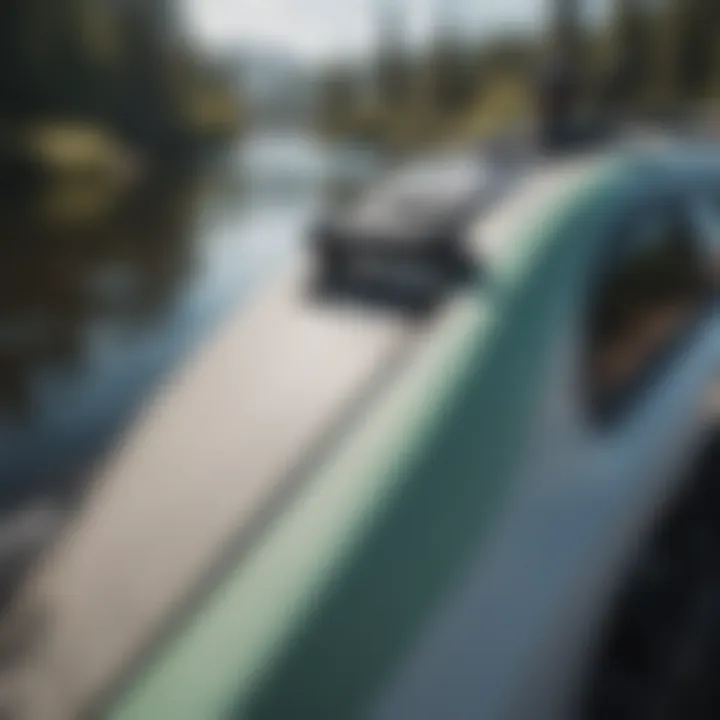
xmin=21 ymin=146 xmax=718 ymax=720
xmin=108 ymin=155 xmax=625 ymax=720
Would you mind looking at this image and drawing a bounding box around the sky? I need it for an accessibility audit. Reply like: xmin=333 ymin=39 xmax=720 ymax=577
xmin=181 ymin=0 xmax=550 ymax=64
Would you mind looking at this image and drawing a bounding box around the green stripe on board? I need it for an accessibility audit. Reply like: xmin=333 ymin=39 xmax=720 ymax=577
xmin=108 ymin=158 xmax=631 ymax=720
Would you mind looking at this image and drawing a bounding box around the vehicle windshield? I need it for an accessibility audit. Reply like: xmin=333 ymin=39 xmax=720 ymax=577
xmin=376 ymin=157 xmax=491 ymax=204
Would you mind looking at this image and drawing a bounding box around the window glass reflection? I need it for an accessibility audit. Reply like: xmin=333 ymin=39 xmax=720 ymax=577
xmin=588 ymin=202 xmax=707 ymax=423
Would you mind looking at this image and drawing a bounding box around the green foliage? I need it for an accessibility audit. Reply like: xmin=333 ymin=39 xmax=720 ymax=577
xmin=317 ymin=33 xmax=537 ymax=150
xmin=317 ymin=0 xmax=720 ymax=149
xmin=0 ymin=0 xmax=241 ymax=164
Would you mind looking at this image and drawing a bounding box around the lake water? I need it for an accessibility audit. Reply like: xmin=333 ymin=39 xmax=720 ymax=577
xmin=0 ymin=133 xmax=380 ymax=508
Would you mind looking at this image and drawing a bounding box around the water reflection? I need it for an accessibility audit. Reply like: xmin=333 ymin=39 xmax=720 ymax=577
xmin=0 ymin=170 xmax=201 ymax=497
xmin=0 ymin=134 xmax=377 ymax=509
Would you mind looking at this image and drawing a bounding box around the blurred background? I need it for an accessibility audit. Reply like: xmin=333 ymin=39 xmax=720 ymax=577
xmin=0 ymin=1 xmax=716 ymax=717
xmin=2 ymin=0 xmax=720 ymax=512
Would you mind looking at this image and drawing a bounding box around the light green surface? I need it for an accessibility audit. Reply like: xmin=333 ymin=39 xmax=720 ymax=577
xmin=107 ymin=154 xmax=647 ymax=720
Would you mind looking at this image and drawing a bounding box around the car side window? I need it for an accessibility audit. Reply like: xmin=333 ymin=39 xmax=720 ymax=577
xmin=586 ymin=196 xmax=710 ymax=427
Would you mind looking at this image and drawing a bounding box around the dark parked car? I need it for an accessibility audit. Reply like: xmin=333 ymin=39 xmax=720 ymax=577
xmin=312 ymin=154 xmax=495 ymax=295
